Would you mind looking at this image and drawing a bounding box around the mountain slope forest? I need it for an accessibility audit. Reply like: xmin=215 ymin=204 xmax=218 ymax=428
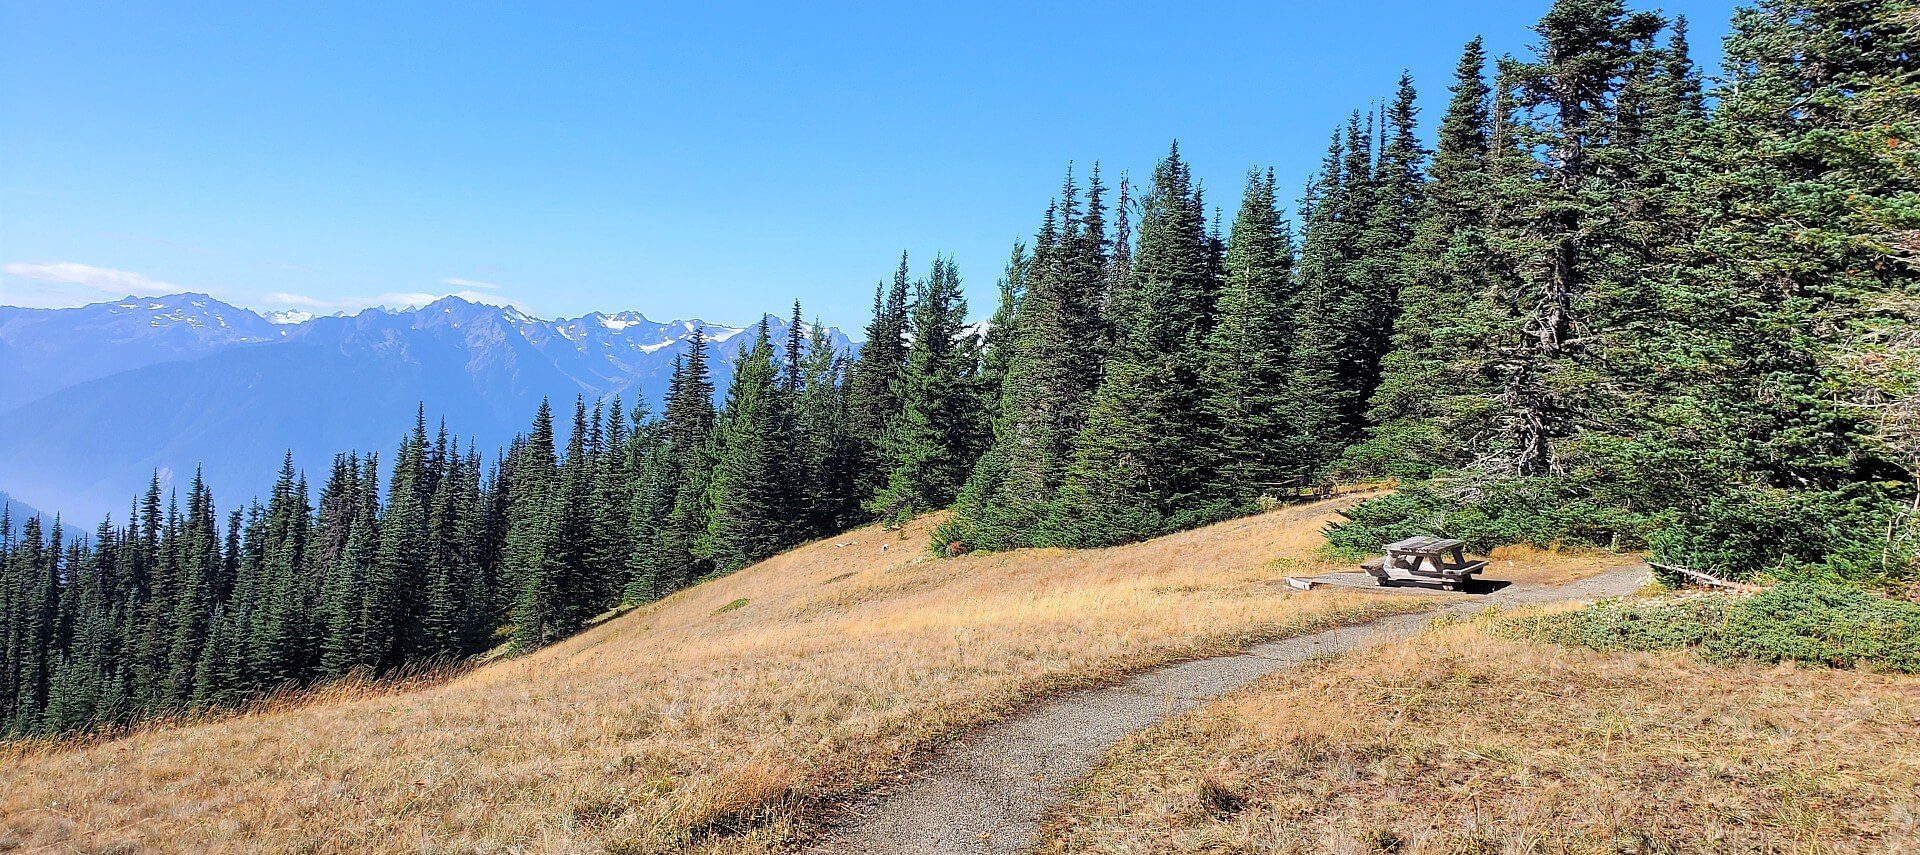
xmin=2 ymin=0 xmax=1917 ymax=744
xmin=0 ymin=294 xmax=854 ymax=523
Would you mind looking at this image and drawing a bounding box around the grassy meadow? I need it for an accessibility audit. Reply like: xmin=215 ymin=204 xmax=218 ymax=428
xmin=1042 ymin=613 xmax=1920 ymax=854
xmin=2 ymin=497 xmax=1429 ymax=853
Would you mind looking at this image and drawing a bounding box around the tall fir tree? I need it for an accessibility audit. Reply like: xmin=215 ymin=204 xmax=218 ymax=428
xmin=846 ymin=255 xmax=912 ymax=505
xmin=706 ymin=324 xmax=797 ymax=572
xmin=1049 ymin=143 xmax=1229 ymax=546
xmin=657 ymin=335 xmax=718 ymax=590
xmin=1353 ymin=38 xmax=1506 ymax=476
xmin=793 ymin=322 xmax=858 ymax=536
xmin=1202 ymin=168 xmax=1298 ymax=492
xmin=941 ymin=167 xmax=1110 ymax=550
xmin=977 ymin=242 xmax=1029 ymax=427
xmin=870 ymin=257 xmax=980 ymax=521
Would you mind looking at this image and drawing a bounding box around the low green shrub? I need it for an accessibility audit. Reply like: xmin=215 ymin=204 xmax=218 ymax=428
xmin=1708 ymin=583 xmax=1920 ymax=671
xmin=1508 ymin=583 xmax=1920 ymax=673
xmin=1507 ymin=596 xmax=1727 ymax=652
xmin=1645 ymin=484 xmax=1906 ymax=586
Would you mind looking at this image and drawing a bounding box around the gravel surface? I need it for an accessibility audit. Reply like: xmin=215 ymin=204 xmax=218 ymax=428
xmin=807 ymin=565 xmax=1649 ymax=855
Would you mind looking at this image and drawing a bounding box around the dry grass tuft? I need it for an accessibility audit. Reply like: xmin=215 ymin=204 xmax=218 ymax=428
xmin=0 ymin=497 xmax=1431 ymax=853
xmin=1479 ymin=543 xmax=1636 ymax=586
xmin=1043 ymin=617 xmax=1920 ymax=854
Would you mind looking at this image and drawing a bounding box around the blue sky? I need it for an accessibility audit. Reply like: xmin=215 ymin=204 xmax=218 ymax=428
xmin=1 ymin=1 xmax=1736 ymax=328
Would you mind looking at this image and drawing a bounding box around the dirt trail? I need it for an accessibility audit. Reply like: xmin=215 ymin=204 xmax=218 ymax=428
xmin=807 ymin=565 xmax=1648 ymax=855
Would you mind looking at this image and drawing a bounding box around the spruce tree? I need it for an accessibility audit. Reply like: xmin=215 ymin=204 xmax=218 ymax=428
xmin=499 ymin=400 xmax=559 ymax=635
xmin=317 ymin=455 xmax=377 ymax=679
xmin=513 ymin=399 xmax=600 ymax=648
xmin=1354 ymin=38 xmax=1506 ymax=476
xmin=977 ymin=242 xmax=1028 ymax=427
xmin=941 ymin=168 xmax=1110 ymax=551
xmin=846 ymin=255 xmax=912 ymax=505
xmin=1050 ymin=143 xmax=1229 ymax=546
xmin=657 ymin=335 xmax=718 ymax=591
xmin=250 ymin=455 xmax=314 ymax=687
xmin=1289 ymin=131 xmax=1360 ymax=471
xmin=871 ymin=257 xmax=978 ymax=521
xmin=1496 ymin=0 xmax=1662 ymax=475
xmin=421 ymin=437 xmax=472 ymax=658
xmin=793 ymin=322 xmax=857 ymax=536
xmin=1202 ymin=168 xmax=1298 ymax=492
xmin=164 ymin=471 xmax=220 ymax=706
xmin=707 ymin=325 xmax=796 ymax=572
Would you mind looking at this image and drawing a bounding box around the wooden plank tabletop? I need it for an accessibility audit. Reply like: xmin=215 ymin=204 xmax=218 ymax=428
xmin=1384 ymin=536 xmax=1464 ymax=554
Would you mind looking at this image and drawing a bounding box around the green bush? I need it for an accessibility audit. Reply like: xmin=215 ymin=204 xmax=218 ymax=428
xmin=1708 ymin=583 xmax=1920 ymax=671
xmin=1506 ymin=596 xmax=1727 ymax=652
xmin=1646 ymin=484 xmax=1906 ymax=586
xmin=1509 ymin=584 xmax=1920 ymax=674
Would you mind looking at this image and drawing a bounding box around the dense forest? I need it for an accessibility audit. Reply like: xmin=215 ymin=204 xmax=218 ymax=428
xmin=3 ymin=0 xmax=1914 ymax=739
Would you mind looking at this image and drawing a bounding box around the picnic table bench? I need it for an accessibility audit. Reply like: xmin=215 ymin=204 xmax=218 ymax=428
xmin=1360 ymin=536 xmax=1487 ymax=590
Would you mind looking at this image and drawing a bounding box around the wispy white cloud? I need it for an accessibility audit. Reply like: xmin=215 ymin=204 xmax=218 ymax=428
xmin=440 ymin=277 xmax=501 ymax=291
xmin=0 ymin=261 xmax=190 ymax=308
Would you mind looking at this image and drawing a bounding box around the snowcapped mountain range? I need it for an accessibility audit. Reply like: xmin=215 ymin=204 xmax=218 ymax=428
xmin=0 ymin=293 xmax=857 ymax=523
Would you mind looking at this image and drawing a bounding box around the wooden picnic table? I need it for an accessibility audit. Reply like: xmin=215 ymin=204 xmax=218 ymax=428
xmin=1360 ymin=535 xmax=1487 ymax=590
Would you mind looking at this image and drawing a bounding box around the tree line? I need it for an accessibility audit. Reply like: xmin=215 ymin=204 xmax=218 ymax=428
xmin=948 ymin=0 xmax=1919 ymax=589
xmin=0 ymin=284 xmax=995 ymax=737
xmin=4 ymin=0 xmax=1914 ymax=739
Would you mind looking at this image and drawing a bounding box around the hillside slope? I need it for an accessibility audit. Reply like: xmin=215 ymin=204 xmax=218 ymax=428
xmin=0 ymin=496 xmax=1445 ymax=853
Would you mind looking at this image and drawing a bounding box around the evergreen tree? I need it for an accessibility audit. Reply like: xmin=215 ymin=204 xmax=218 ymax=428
xmin=514 ymin=400 xmax=601 ymax=648
xmin=250 ymin=455 xmax=314 ymax=687
xmin=1202 ymin=168 xmax=1298 ymax=492
xmin=1353 ymin=38 xmax=1507 ymax=476
xmin=164 ymin=471 xmax=220 ymax=706
xmin=499 ymin=400 xmax=558 ymax=635
xmin=871 ymin=257 xmax=979 ymax=521
xmin=1289 ymin=113 xmax=1391 ymax=471
xmin=420 ymin=436 xmax=472 ymax=658
xmin=793 ymin=322 xmax=858 ymax=536
xmin=783 ymin=301 xmax=805 ymax=392
xmin=1050 ymin=143 xmax=1229 ymax=546
xmin=1496 ymin=0 xmax=1663 ymax=475
xmin=707 ymin=325 xmax=797 ymax=572
xmin=977 ymin=242 xmax=1029 ymax=426
xmin=317 ymin=454 xmax=378 ymax=679
xmin=941 ymin=168 xmax=1110 ymax=551
xmin=846 ymin=255 xmax=912 ymax=504
xmin=656 ymin=336 xmax=718 ymax=591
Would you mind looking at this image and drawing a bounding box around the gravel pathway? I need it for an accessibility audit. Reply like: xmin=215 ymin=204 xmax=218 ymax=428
xmin=807 ymin=565 xmax=1648 ymax=855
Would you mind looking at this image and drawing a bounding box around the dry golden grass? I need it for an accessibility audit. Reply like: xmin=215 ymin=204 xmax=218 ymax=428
xmin=0 ymin=497 xmax=1433 ymax=854
xmin=1478 ymin=544 xmax=1638 ymax=587
xmin=1041 ymin=616 xmax=1920 ymax=855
